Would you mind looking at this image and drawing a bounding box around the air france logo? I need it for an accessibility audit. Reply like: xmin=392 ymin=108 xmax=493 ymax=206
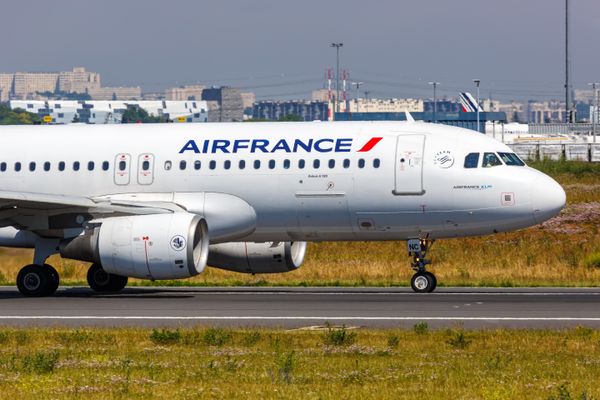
xmin=179 ymin=137 xmax=383 ymax=154
xmin=433 ymin=150 xmax=454 ymax=168
xmin=170 ymin=235 xmax=186 ymax=251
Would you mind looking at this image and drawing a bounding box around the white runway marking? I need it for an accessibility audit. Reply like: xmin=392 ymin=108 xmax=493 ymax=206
xmin=1 ymin=316 xmax=600 ymax=321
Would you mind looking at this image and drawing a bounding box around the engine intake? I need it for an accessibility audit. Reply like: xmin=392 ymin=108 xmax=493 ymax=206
xmin=208 ymin=241 xmax=307 ymax=274
xmin=60 ymin=213 xmax=209 ymax=280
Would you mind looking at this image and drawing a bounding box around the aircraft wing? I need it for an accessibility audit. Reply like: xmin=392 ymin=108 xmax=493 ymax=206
xmin=0 ymin=190 xmax=178 ymax=233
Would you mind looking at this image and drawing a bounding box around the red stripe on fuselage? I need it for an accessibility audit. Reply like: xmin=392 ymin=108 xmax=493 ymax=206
xmin=357 ymin=137 xmax=383 ymax=152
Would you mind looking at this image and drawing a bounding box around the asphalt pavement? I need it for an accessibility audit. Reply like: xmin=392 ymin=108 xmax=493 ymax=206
xmin=0 ymin=286 xmax=600 ymax=329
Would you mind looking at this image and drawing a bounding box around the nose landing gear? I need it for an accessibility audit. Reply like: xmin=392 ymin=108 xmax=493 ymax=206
xmin=408 ymin=238 xmax=437 ymax=293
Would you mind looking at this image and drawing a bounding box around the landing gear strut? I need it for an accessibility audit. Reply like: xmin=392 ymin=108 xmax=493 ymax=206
xmin=408 ymin=238 xmax=437 ymax=293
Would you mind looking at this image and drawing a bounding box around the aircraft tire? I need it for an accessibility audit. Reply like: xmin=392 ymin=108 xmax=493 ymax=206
xmin=43 ymin=264 xmax=60 ymax=295
xmin=411 ymin=272 xmax=436 ymax=293
xmin=17 ymin=264 xmax=55 ymax=297
xmin=87 ymin=263 xmax=128 ymax=293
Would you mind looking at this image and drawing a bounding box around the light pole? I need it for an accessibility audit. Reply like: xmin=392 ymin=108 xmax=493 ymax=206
xmin=331 ymin=43 xmax=343 ymax=114
xmin=364 ymin=91 xmax=370 ymax=113
xmin=352 ymin=81 xmax=363 ymax=113
xmin=428 ymin=81 xmax=440 ymax=123
xmin=589 ymin=82 xmax=599 ymax=143
xmin=473 ymin=79 xmax=481 ymax=132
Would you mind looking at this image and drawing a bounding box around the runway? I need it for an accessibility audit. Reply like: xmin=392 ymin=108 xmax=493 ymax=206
xmin=1 ymin=286 xmax=600 ymax=329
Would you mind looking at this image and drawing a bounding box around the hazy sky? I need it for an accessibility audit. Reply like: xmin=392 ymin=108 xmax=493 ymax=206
xmin=1 ymin=0 xmax=598 ymax=101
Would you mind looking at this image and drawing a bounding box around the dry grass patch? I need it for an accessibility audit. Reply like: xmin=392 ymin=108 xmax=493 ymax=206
xmin=0 ymin=327 xmax=596 ymax=399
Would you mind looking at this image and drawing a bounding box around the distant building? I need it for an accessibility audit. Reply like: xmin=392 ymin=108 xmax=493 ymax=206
xmin=13 ymin=72 xmax=59 ymax=98
xmin=165 ymin=85 xmax=205 ymax=101
xmin=348 ymin=98 xmax=423 ymax=113
xmin=58 ymin=67 xmax=101 ymax=93
xmin=9 ymin=100 xmax=208 ymax=124
xmin=87 ymin=86 xmax=142 ymax=100
xmin=311 ymin=89 xmax=330 ymax=102
xmin=0 ymin=73 xmax=14 ymax=102
xmin=0 ymin=67 xmax=104 ymax=100
xmin=240 ymin=92 xmax=256 ymax=110
xmin=253 ymin=101 xmax=329 ymax=121
xmin=423 ymin=100 xmax=461 ymax=113
xmin=526 ymin=101 xmax=566 ymax=123
xmin=201 ymin=87 xmax=244 ymax=122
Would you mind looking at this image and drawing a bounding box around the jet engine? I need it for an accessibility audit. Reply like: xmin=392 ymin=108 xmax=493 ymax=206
xmin=60 ymin=213 xmax=209 ymax=280
xmin=208 ymin=241 xmax=307 ymax=274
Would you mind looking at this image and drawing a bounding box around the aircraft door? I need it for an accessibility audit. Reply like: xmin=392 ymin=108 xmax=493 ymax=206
xmin=137 ymin=153 xmax=155 ymax=185
xmin=393 ymin=134 xmax=425 ymax=195
xmin=114 ymin=153 xmax=131 ymax=185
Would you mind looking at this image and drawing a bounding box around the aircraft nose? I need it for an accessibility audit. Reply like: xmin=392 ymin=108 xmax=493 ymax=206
xmin=531 ymin=174 xmax=566 ymax=224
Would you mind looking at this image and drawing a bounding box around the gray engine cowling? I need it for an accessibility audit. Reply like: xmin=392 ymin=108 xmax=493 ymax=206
xmin=60 ymin=213 xmax=209 ymax=280
xmin=208 ymin=241 xmax=307 ymax=274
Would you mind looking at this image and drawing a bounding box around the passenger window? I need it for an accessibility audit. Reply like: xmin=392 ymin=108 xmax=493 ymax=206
xmin=298 ymin=159 xmax=305 ymax=169
xmin=73 ymin=161 xmax=80 ymax=171
xmin=283 ymin=159 xmax=290 ymax=169
xmin=268 ymin=160 xmax=275 ymax=169
xmin=343 ymin=159 xmax=350 ymax=168
xmin=482 ymin=152 xmax=503 ymax=168
xmin=373 ymin=159 xmax=381 ymax=168
xmin=179 ymin=160 xmax=187 ymax=170
xmin=254 ymin=160 xmax=261 ymax=169
xmin=328 ymin=159 xmax=335 ymax=168
xmin=117 ymin=161 xmax=125 ymax=171
xmin=194 ymin=160 xmax=201 ymax=170
xmin=88 ymin=161 xmax=94 ymax=171
xmin=44 ymin=162 xmax=50 ymax=171
xmin=29 ymin=162 xmax=36 ymax=172
xmin=142 ymin=160 xmax=150 ymax=171
xmin=358 ymin=159 xmax=365 ymax=168
xmin=209 ymin=160 xmax=216 ymax=170
xmin=0 ymin=162 xmax=6 ymax=172
xmin=58 ymin=161 xmax=65 ymax=171
xmin=14 ymin=162 xmax=21 ymax=172
xmin=224 ymin=160 xmax=231 ymax=170
xmin=164 ymin=161 xmax=172 ymax=171
xmin=498 ymin=152 xmax=525 ymax=166
xmin=102 ymin=161 xmax=109 ymax=171
xmin=464 ymin=153 xmax=479 ymax=168
xmin=313 ymin=159 xmax=320 ymax=169
xmin=239 ymin=160 xmax=246 ymax=170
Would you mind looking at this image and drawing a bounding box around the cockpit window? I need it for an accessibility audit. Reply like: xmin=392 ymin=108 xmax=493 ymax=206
xmin=498 ymin=152 xmax=525 ymax=166
xmin=464 ymin=153 xmax=479 ymax=168
xmin=482 ymin=152 xmax=503 ymax=168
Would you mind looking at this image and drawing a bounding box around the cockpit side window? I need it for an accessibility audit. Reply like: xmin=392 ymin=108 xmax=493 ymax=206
xmin=498 ymin=152 xmax=525 ymax=166
xmin=464 ymin=153 xmax=479 ymax=168
xmin=482 ymin=152 xmax=503 ymax=168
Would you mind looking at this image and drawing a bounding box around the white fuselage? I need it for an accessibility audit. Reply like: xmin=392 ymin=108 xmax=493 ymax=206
xmin=0 ymin=121 xmax=565 ymax=243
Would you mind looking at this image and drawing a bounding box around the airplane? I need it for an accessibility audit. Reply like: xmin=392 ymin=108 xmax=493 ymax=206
xmin=0 ymin=120 xmax=565 ymax=296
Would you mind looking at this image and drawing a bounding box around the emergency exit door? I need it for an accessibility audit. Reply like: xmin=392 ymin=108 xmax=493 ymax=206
xmin=114 ymin=153 xmax=131 ymax=185
xmin=137 ymin=153 xmax=155 ymax=185
xmin=393 ymin=135 xmax=425 ymax=195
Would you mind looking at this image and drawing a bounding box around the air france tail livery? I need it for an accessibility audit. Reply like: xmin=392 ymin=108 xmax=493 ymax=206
xmin=0 ymin=121 xmax=565 ymax=296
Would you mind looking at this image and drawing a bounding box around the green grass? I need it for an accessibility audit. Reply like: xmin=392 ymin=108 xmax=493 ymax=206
xmin=0 ymin=327 xmax=598 ymax=399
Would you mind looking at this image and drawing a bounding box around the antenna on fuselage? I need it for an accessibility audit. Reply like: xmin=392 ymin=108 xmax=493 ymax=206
xmin=404 ymin=111 xmax=415 ymax=122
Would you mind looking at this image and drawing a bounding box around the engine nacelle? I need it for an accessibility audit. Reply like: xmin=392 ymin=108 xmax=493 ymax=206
xmin=60 ymin=213 xmax=209 ymax=280
xmin=208 ymin=241 xmax=307 ymax=274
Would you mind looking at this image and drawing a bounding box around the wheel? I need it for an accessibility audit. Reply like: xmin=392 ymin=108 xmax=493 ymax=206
xmin=411 ymin=272 xmax=437 ymax=293
xmin=43 ymin=264 xmax=59 ymax=295
xmin=17 ymin=264 xmax=54 ymax=297
xmin=87 ymin=263 xmax=128 ymax=293
xmin=424 ymin=271 xmax=437 ymax=292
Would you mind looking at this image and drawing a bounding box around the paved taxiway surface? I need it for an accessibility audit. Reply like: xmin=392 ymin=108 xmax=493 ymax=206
xmin=1 ymin=286 xmax=600 ymax=329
